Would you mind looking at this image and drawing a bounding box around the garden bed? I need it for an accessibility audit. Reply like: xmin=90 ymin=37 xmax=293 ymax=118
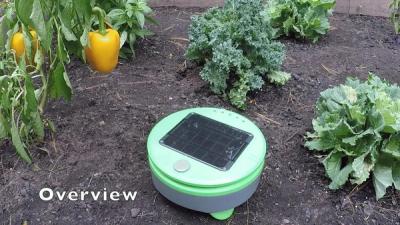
xmin=0 ymin=7 xmax=399 ymax=225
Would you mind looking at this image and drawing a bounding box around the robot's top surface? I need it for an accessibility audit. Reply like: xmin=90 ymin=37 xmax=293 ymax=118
xmin=147 ymin=108 xmax=267 ymax=188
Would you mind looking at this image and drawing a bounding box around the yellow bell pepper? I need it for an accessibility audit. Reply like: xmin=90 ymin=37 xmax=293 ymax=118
xmin=10 ymin=30 xmax=39 ymax=63
xmin=85 ymin=7 xmax=120 ymax=74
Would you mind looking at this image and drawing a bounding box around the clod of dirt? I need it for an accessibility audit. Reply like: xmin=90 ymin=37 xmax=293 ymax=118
xmin=131 ymin=208 xmax=141 ymax=218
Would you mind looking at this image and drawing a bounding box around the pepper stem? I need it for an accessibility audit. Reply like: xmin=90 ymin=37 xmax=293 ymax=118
xmin=93 ymin=7 xmax=107 ymax=36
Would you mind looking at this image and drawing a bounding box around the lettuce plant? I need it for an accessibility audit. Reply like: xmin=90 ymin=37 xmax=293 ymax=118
xmin=186 ymin=0 xmax=290 ymax=109
xmin=305 ymin=74 xmax=400 ymax=199
xmin=264 ymin=0 xmax=336 ymax=43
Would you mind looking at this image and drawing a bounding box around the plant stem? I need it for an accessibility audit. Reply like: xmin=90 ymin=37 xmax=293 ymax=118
xmin=93 ymin=7 xmax=107 ymax=36
xmin=38 ymin=68 xmax=47 ymax=113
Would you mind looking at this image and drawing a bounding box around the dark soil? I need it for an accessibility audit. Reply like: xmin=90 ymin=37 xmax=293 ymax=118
xmin=1 ymin=7 xmax=400 ymax=225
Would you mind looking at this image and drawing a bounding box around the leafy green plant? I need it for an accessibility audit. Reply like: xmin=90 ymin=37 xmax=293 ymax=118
xmin=264 ymin=0 xmax=336 ymax=43
xmin=391 ymin=0 xmax=400 ymax=34
xmin=305 ymin=74 xmax=400 ymax=199
xmin=0 ymin=51 xmax=44 ymax=164
xmin=186 ymin=0 xmax=290 ymax=109
xmin=0 ymin=0 xmax=94 ymax=163
xmin=96 ymin=0 xmax=156 ymax=57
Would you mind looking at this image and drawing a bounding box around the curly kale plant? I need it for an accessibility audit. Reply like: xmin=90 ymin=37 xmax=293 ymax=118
xmin=186 ymin=0 xmax=290 ymax=109
xmin=265 ymin=0 xmax=336 ymax=43
xmin=305 ymin=74 xmax=400 ymax=199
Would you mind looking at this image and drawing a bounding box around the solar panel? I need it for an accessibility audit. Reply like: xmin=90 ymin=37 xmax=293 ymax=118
xmin=160 ymin=113 xmax=253 ymax=170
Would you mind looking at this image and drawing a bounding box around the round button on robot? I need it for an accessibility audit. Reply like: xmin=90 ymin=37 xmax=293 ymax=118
xmin=147 ymin=108 xmax=268 ymax=220
xmin=173 ymin=160 xmax=190 ymax=172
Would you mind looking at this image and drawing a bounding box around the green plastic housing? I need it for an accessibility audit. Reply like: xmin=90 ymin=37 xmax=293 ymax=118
xmin=147 ymin=108 xmax=268 ymax=197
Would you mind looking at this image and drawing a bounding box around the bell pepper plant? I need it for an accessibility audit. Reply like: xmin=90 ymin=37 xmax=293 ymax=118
xmin=96 ymin=0 xmax=157 ymax=58
xmin=85 ymin=7 xmax=120 ymax=73
xmin=0 ymin=0 xmax=95 ymax=163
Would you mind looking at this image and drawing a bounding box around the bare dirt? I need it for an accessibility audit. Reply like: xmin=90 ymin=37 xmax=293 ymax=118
xmin=0 ymin=7 xmax=399 ymax=225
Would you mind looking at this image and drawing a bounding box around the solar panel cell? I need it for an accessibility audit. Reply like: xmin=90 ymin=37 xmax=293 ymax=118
xmin=160 ymin=113 xmax=253 ymax=170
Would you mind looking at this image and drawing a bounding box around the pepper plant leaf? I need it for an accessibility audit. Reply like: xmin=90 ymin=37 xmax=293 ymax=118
xmin=0 ymin=0 xmax=92 ymax=164
xmin=14 ymin=0 xmax=34 ymax=26
xmin=30 ymin=0 xmax=49 ymax=49
xmin=48 ymin=62 xmax=72 ymax=101
xmin=98 ymin=0 xmax=156 ymax=57
xmin=23 ymin=74 xmax=44 ymax=140
xmin=11 ymin=111 xmax=32 ymax=164
xmin=73 ymin=0 xmax=92 ymax=22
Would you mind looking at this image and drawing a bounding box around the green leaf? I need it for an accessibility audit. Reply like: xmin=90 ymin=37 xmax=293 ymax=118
xmin=60 ymin=0 xmax=74 ymax=27
xmin=347 ymin=104 xmax=366 ymax=124
xmin=135 ymin=11 xmax=145 ymax=28
xmin=134 ymin=28 xmax=153 ymax=38
xmin=382 ymin=134 xmax=400 ymax=160
xmin=342 ymin=129 xmax=374 ymax=146
xmin=11 ymin=114 xmax=32 ymax=164
xmin=60 ymin=23 xmax=77 ymax=41
xmin=34 ymin=45 xmax=44 ymax=70
xmin=322 ymin=151 xmax=343 ymax=180
xmin=31 ymin=112 xmax=44 ymax=141
xmin=141 ymin=5 xmax=153 ymax=14
xmin=128 ymin=32 xmax=136 ymax=53
xmin=305 ymin=138 xmax=335 ymax=151
xmin=268 ymin=70 xmax=291 ymax=85
xmin=373 ymin=162 xmax=393 ymax=200
xmin=120 ymin=31 xmax=128 ymax=48
xmin=80 ymin=25 xmax=90 ymax=47
xmin=351 ymin=151 xmax=373 ymax=185
xmin=328 ymin=163 xmax=353 ymax=190
xmin=393 ymin=163 xmax=400 ymax=190
xmin=22 ymin=28 xmax=33 ymax=61
xmin=330 ymin=119 xmax=356 ymax=138
xmin=57 ymin=27 xmax=70 ymax=63
xmin=23 ymin=74 xmax=38 ymax=115
xmin=127 ymin=9 xmax=134 ymax=18
xmin=30 ymin=0 xmax=49 ymax=49
xmin=73 ymin=0 xmax=92 ymax=22
xmin=0 ymin=16 xmax=10 ymax=50
xmin=320 ymin=85 xmax=357 ymax=105
xmin=368 ymin=110 xmax=385 ymax=132
xmin=0 ymin=112 xmax=8 ymax=140
xmin=59 ymin=1 xmax=77 ymax=41
xmin=145 ymin=15 xmax=159 ymax=25
xmin=228 ymin=73 xmax=250 ymax=109
xmin=48 ymin=62 xmax=72 ymax=101
xmin=380 ymin=110 xmax=399 ymax=133
xmin=108 ymin=9 xmax=125 ymax=19
xmin=15 ymin=0 xmax=34 ymax=26
xmin=23 ymin=74 xmax=44 ymax=140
